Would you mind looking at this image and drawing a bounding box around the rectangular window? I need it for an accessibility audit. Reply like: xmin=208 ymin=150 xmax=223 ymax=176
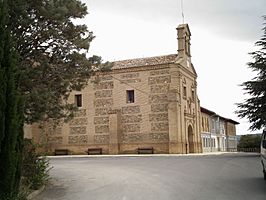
xmin=183 ymin=86 xmax=187 ymax=98
xmin=212 ymin=119 xmax=215 ymax=131
xmin=192 ymin=90 xmax=195 ymax=100
xmin=75 ymin=94 xmax=82 ymax=107
xmin=126 ymin=90 xmax=135 ymax=103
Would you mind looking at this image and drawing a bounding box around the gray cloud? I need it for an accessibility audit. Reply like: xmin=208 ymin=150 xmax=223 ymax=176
xmin=185 ymin=0 xmax=265 ymax=41
xmin=84 ymin=0 xmax=265 ymax=42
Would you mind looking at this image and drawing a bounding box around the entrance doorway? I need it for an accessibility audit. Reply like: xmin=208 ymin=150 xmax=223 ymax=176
xmin=188 ymin=125 xmax=194 ymax=153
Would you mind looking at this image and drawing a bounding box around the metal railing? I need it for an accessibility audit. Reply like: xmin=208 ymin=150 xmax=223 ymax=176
xmin=237 ymin=147 xmax=260 ymax=153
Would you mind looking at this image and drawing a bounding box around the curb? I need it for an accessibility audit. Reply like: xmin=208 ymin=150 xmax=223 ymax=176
xmin=27 ymin=185 xmax=45 ymax=200
xmin=46 ymin=152 xmax=258 ymax=159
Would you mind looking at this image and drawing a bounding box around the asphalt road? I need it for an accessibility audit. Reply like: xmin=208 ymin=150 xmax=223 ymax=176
xmin=35 ymin=153 xmax=266 ymax=200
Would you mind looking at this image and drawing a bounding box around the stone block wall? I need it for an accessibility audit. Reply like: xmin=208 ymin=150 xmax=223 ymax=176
xmin=68 ymin=109 xmax=88 ymax=145
xmin=39 ymin=120 xmax=64 ymax=146
xmin=93 ymin=75 xmax=114 ymax=144
xmin=148 ymin=69 xmax=170 ymax=143
xmin=114 ymin=72 xmax=143 ymax=145
xmin=33 ymin=67 xmax=176 ymax=154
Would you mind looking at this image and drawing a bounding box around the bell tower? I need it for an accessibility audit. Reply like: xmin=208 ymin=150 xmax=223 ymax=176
xmin=177 ymin=24 xmax=191 ymax=59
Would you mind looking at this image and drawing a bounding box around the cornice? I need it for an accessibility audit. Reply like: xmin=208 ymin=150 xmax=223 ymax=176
xmin=96 ymin=63 xmax=172 ymax=75
xmin=178 ymin=63 xmax=197 ymax=79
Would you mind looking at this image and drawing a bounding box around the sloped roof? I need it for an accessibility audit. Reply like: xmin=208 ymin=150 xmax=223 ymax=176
xmin=226 ymin=119 xmax=240 ymax=125
xmin=177 ymin=24 xmax=191 ymax=35
xmin=201 ymin=107 xmax=216 ymax=116
xmin=113 ymin=54 xmax=177 ymax=69
xmin=200 ymin=107 xmax=239 ymax=125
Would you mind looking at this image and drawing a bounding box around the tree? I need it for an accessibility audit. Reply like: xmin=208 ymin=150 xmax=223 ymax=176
xmin=237 ymin=135 xmax=261 ymax=149
xmin=236 ymin=16 xmax=266 ymax=131
xmin=9 ymin=0 xmax=111 ymax=124
xmin=1 ymin=0 xmax=109 ymax=197
xmin=0 ymin=0 xmax=24 ymax=198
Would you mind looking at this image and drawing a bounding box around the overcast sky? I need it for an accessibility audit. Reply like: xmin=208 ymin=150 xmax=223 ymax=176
xmin=80 ymin=0 xmax=265 ymax=135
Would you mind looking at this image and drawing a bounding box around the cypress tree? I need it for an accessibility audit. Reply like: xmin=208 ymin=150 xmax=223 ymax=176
xmin=0 ymin=0 xmax=24 ymax=198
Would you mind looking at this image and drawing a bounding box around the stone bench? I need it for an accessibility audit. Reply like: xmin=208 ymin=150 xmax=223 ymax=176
xmin=54 ymin=149 xmax=69 ymax=156
xmin=137 ymin=147 xmax=154 ymax=154
xmin=87 ymin=148 xmax=103 ymax=155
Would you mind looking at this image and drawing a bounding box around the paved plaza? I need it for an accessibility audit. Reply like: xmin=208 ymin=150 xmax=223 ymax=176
xmin=35 ymin=153 xmax=266 ymax=200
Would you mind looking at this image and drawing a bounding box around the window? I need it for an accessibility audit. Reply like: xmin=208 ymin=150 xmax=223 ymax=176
xmin=191 ymin=90 xmax=195 ymax=100
xmin=126 ymin=90 xmax=134 ymax=103
xmin=213 ymin=139 xmax=216 ymax=147
xmin=212 ymin=119 xmax=215 ymax=131
xmin=183 ymin=86 xmax=187 ymax=98
xmin=75 ymin=94 xmax=82 ymax=107
xmin=204 ymin=138 xmax=208 ymax=147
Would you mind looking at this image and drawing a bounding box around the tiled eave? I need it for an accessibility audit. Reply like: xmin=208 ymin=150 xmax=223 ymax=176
xmin=112 ymin=54 xmax=177 ymax=70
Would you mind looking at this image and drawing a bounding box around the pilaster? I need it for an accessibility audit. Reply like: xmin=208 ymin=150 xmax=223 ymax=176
xmin=108 ymin=109 xmax=121 ymax=154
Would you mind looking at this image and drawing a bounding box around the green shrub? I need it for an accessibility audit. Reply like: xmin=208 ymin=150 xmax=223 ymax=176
xmin=1 ymin=190 xmax=27 ymax=200
xmin=22 ymin=139 xmax=52 ymax=190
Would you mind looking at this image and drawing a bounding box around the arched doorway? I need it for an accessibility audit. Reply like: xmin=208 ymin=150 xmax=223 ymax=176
xmin=188 ymin=125 xmax=194 ymax=153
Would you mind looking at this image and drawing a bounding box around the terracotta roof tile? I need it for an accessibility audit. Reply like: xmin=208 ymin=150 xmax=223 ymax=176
xmin=113 ymin=54 xmax=177 ymax=69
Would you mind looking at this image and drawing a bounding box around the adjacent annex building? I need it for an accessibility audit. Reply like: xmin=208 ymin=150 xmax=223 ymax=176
xmin=28 ymin=24 xmax=238 ymax=155
xmin=200 ymin=107 xmax=239 ymax=153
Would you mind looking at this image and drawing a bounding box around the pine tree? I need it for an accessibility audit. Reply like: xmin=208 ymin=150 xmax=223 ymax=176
xmin=236 ymin=16 xmax=266 ymax=131
xmin=0 ymin=0 xmax=24 ymax=198
xmin=8 ymin=0 xmax=111 ymax=124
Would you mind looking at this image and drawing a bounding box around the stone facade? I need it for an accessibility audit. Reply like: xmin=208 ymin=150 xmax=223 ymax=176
xmin=30 ymin=24 xmax=222 ymax=155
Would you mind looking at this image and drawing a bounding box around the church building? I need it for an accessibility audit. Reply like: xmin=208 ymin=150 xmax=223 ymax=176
xmin=29 ymin=24 xmax=237 ymax=155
